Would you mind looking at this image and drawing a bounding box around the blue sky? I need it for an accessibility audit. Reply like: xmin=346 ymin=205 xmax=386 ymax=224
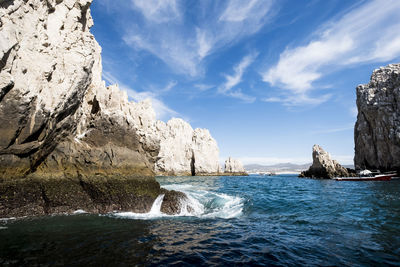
xmin=90 ymin=0 xmax=400 ymax=165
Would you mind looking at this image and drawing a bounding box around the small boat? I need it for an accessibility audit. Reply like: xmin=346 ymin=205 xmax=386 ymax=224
xmin=334 ymin=170 xmax=397 ymax=181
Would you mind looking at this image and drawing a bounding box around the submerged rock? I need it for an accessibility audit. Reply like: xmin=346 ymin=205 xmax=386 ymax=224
xmin=224 ymin=157 xmax=248 ymax=176
xmin=354 ymin=63 xmax=400 ymax=173
xmin=299 ymin=145 xmax=353 ymax=179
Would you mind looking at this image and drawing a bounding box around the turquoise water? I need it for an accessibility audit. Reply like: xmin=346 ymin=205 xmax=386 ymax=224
xmin=1 ymin=175 xmax=400 ymax=266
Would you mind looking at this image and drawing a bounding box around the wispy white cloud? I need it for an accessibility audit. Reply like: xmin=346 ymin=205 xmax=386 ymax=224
xmin=219 ymin=0 xmax=273 ymax=23
xmin=131 ymin=0 xmax=180 ymax=23
xmin=218 ymin=53 xmax=257 ymax=102
xmin=102 ymin=71 xmax=178 ymax=120
xmin=262 ymin=93 xmax=331 ymax=106
xmin=262 ymin=0 xmax=400 ymax=105
xmin=194 ymin=84 xmax=214 ymax=91
xmin=122 ymin=0 xmax=275 ymax=76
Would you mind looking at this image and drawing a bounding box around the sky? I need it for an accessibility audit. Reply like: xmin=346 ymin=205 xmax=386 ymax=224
xmin=90 ymin=0 xmax=400 ymax=166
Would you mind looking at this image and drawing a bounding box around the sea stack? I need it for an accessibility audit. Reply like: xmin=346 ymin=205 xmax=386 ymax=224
xmin=299 ymin=145 xmax=353 ymax=179
xmin=354 ymin=63 xmax=400 ymax=173
xmin=154 ymin=118 xmax=221 ymax=176
xmin=224 ymin=157 xmax=248 ymax=176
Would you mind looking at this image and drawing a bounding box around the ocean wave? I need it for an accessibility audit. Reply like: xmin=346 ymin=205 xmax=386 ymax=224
xmin=112 ymin=183 xmax=244 ymax=220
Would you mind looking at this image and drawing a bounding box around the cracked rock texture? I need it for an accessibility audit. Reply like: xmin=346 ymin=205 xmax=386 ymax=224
xmin=299 ymin=145 xmax=352 ymax=179
xmin=354 ymin=63 xmax=400 ymax=172
xmin=0 ymin=0 xmax=203 ymax=217
xmin=154 ymin=118 xmax=221 ymax=176
xmin=224 ymin=157 xmax=247 ymax=176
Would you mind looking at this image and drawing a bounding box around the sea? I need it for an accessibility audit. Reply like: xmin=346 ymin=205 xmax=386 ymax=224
xmin=1 ymin=174 xmax=400 ymax=266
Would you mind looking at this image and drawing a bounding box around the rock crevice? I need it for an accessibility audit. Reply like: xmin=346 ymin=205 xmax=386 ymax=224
xmin=354 ymin=63 xmax=400 ymax=172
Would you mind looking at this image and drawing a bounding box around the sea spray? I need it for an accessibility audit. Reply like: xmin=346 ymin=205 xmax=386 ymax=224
xmin=112 ymin=181 xmax=244 ymax=219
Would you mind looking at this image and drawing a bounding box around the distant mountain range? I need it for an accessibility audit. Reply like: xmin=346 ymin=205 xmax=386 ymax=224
xmin=244 ymin=163 xmax=354 ymax=174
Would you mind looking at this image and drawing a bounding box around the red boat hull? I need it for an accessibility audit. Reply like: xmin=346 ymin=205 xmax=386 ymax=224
xmin=334 ymin=174 xmax=395 ymax=181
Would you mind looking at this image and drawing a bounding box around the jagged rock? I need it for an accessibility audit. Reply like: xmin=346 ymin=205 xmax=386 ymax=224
xmin=154 ymin=118 xmax=221 ymax=176
xmin=354 ymin=63 xmax=400 ymax=172
xmin=0 ymin=0 xmax=187 ymax=217
xmin=224 ymin=157 xmax=248 ymax=176
xmin=299 ymin=145 xmax=353 ymax=179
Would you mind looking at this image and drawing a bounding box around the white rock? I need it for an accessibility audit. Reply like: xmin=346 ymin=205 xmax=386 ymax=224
xmin=224 ymin=157 xmax=246 ymax=174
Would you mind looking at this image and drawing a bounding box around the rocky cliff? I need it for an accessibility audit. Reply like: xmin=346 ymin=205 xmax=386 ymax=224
xmin=354 ymin=63 xmax=400 ymax=172
xmin=0 ymin=0 xmax=197 ymax=217
xmin=155 ymin=118 xmax=221 ymax=176
xmin=299 ymin=145 xmax=354 ymax=179
xmin=224 ymin=157 xmax=247 ymax=176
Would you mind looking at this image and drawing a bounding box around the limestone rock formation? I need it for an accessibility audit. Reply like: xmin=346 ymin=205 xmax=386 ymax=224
xmin=0 ymin=0 xmax=188 ymax=217
xmin=154 ymin=118 xmax=221 ymax=176
xmin=354 ymin=63 xmax=400 ymax=172
xmin=299 ymin=145 xmax=352 ymax=179
xmin=224 ymin=157 xmax=247 ymax=176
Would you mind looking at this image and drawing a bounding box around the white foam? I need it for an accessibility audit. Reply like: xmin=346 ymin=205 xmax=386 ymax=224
xmin=112 ymin=182 xmax=244 ymax=220
xmin=114 ymin=194 xmax=166 ymax=219
xmin=73 ymin=209 xmax=87 ymax=214
xmin=0 ymin=226 xmax=8 ymax=230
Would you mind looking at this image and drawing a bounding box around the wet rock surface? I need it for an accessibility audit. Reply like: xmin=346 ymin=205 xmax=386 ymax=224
xmin=160 ymin=189 xmax=193 ymax=215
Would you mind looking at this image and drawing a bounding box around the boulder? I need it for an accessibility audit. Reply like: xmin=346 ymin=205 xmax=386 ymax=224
xmin=224 ymin=157 xmax=248 ymax=176
xmin=354 ymin=63 xmax=400 ymax=173
xmin=299 ymin=145 xmax=353 ymax=179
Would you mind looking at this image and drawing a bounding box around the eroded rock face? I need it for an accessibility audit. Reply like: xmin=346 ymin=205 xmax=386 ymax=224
xmin=224 ymin=157 xmax=247 ymax=176
xmin=300 ymin=145 xmax=351 ymax=179
xmin=354 ymin=63 xmax=400 ymax=172
xmin=155 ymin=118 xmax=221 ymax=176
xmin=0 ymin=0 xmax=97 ymax=178
xmin=0 ymin=0 xmax=172 ymax=217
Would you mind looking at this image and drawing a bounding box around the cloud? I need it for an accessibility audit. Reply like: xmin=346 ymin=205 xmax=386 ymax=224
xmin=219 ymin=0 xmax=273 ymax=23
xmin=217 ymin=53 xmax=257 ymax=102
xmin=131 ymin=0 xmax=180 ymax=23
xmin=194 ymin=84 xmax=214 ymax=91
xmin=262 ymin=93 xmax=331 ymax=106
xmin=122 ymin=0 xmax=275 ymax=76
xmin=102 ymin=71 xmax=178 ymax=120
xmin=262 ymin=0 xmax=400 ymax=104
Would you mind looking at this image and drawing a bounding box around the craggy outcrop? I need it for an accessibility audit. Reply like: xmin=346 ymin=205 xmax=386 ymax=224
xmin=224 ymin=157 xmax=248 ymax=176
xmin=0 ymin=0 xmax=187 ymax=217
xmin=354 ymin=63 xmax=400 ymax=172
xmin=299 ymin=145 xmax=354 ymax=179
xmin=155 ymin=118 xmax=221 ymax=176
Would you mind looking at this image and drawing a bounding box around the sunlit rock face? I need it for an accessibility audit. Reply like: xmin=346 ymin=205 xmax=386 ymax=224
xmin=354 ymin=63 xmax=400 ymax=172
xmin=299 ymin=145 xmax=351 ymax=179
xmin=154 ymin=118 xmax=221 ymax=176
xmin=0 ymin=0 xmax=188 ymax=217
xmin=224 ymin=157 xmax=247 ymax=176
